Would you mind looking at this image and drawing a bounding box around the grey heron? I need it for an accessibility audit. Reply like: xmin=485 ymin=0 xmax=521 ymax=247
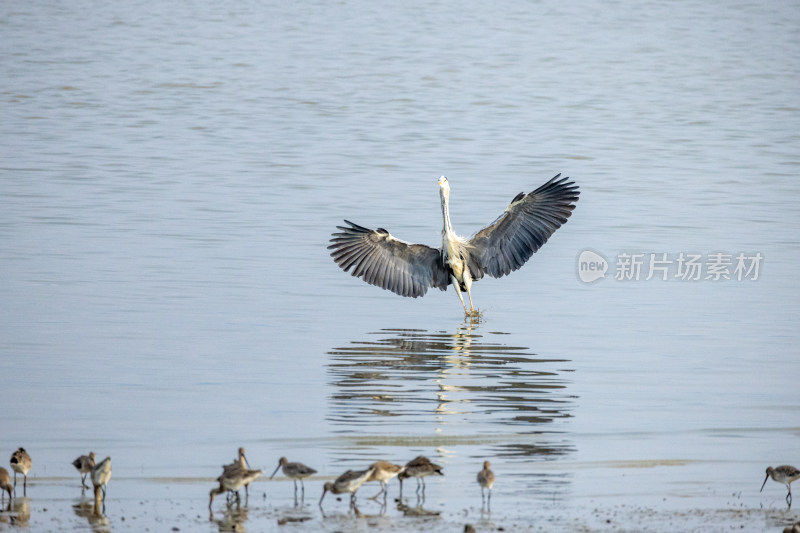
xmin=328 ymin=173 xmax=579 ymax=315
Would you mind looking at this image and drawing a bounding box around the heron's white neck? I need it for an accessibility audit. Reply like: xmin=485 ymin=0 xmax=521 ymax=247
xmin=440 ymin=186 xmax=455 ymax=238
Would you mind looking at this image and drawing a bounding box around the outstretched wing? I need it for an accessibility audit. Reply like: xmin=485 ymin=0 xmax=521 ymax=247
xmin=468 ymin=174 xmax=579 ymax=278
xmin=328 ymin=220 xmax=449 ymax=298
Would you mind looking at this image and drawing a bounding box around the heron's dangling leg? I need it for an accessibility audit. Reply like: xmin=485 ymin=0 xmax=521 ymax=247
xmin=450 ymin=275 xmax=469 ymax=314
xmin=463 ymin=269 xmax=475 ymax=313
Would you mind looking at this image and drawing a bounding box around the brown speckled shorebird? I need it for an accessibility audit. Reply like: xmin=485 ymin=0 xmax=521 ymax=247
xmin=398 ymin=456 xmax=443 ymax=496
xmin=477 ymin=460 xmax=495 ymax=507
xmin=9 ymin=448 xmax=31 ymax=496
xmin=761 ymin=465 xmax=800 ymax=506
xmin=72 ymin=452 xmax=96 ymax=490
xmin=210 ymin=461 xmax=262 ymax=508
xmin=222 ymin=448 xmax=258 ymax=499
xmin=0 ymin=467 xmax=12 ymax=503
xmin=270 ymin=456 xmax=317 ymax=498
xmin=366 ymin=460 xmax=404 ymax=500
xmin=319 ymin=467 xmax=375 ymax=507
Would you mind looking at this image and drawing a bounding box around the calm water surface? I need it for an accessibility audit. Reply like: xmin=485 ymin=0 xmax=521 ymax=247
xmin=1 ymin=0 xmax=799 ymax=531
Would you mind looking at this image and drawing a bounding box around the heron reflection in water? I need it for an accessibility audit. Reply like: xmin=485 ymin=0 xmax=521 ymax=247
xmin=329 ymin=174 xmax=579 ymax=315
xmin=327 ymin=325 xmax=574 ymax=441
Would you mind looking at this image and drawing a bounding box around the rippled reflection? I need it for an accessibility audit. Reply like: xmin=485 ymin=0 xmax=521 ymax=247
xmin=73 ymin=498 xmax=110 ymax=532
xmin=0 ymin=497 xmax=30 ymax=527
xmin=209 ymin=506 xmax=248 ymax=532
xmin=327 ymin=323 xmax=576 ymax=458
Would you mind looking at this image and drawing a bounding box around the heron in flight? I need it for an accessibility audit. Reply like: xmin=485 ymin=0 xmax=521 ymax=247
xmin=329 ymin=174 xmax=579 ymax=315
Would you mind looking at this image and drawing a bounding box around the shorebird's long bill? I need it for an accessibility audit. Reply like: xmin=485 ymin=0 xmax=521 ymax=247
xmin=760 ymin=474 xmax=769 ymax=492
xmin=243 ymin=454 xmax=251 ymax=469
xmin=319 ymin=488 xmax=327 ymax=505
xmin=270 ymin=464 xmax=281 ymax=479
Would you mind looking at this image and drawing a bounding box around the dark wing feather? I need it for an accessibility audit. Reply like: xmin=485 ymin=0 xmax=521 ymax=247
xmin=328 ymin=220 xmax=449 ymax=298
xmin=468 ymin=174 xmax=579 ymax=278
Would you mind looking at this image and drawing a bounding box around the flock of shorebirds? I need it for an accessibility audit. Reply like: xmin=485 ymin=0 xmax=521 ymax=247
xmin=0 ymin=446 xmax=498 ymax=515
xmin=0 ymin=448 xmax=112 ymax=514
xmin=2 ymin=446 xmax=798 ymax=518
xmin=208 ymin=448 xmax=498 ymax=511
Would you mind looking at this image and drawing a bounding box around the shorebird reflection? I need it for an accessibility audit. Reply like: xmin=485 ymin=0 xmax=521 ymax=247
xmin=209 ymin=505 xmax=248 ymax=531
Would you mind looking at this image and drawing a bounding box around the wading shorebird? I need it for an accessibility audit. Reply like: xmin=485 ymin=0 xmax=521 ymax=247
xmin=91 ymin=456 xmax=112 ymax=500
xmin=72 ymin=452 xmax=96 ymax=490
xmin=0 ymin=467 xmax=12 ymax=503
xmin=319 ymin=467 xmax=375 ymax=507
xmin=90 ymin=456 xmax=112 ymax=516
xmin=477 ymin=461 xmax=495 ymax=507
xmin=366 ymin=461 xmax=404 ymax=500
xmin=761 ymin=465 xmax=800 ymax=506
xmin=222 ymin=448 xmax=258 ymax=499
xmin=270 ymin=456 xmax=317 ymax=498
xmin=9 ymin=448 xmax=31 ymax=496
xmin=398 ymin=456 xmax=443 ymax=496
xmin=210 ymin=462 xmax=262 ymax=508
xmin=329 ymin=174 xmax=579 ymax=316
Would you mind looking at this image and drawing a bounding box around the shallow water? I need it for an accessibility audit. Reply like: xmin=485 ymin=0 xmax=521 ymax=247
xmin=1 ymin=0 xmax=799 ymax=531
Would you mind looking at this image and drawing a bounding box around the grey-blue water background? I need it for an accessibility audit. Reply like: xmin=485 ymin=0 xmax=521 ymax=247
xmin=1 ymin=1 xmax=798 ymax=531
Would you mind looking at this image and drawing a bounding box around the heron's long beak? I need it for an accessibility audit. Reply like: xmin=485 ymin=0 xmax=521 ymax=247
xmin=760 ymin=473 xmax=769 ymax=492
xmin=270 ymin=463 xmax=281 ymax=479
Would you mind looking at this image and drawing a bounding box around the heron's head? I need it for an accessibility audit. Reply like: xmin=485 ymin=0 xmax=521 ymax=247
xmin=437 ymin=176 xmax=450 ymax=200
